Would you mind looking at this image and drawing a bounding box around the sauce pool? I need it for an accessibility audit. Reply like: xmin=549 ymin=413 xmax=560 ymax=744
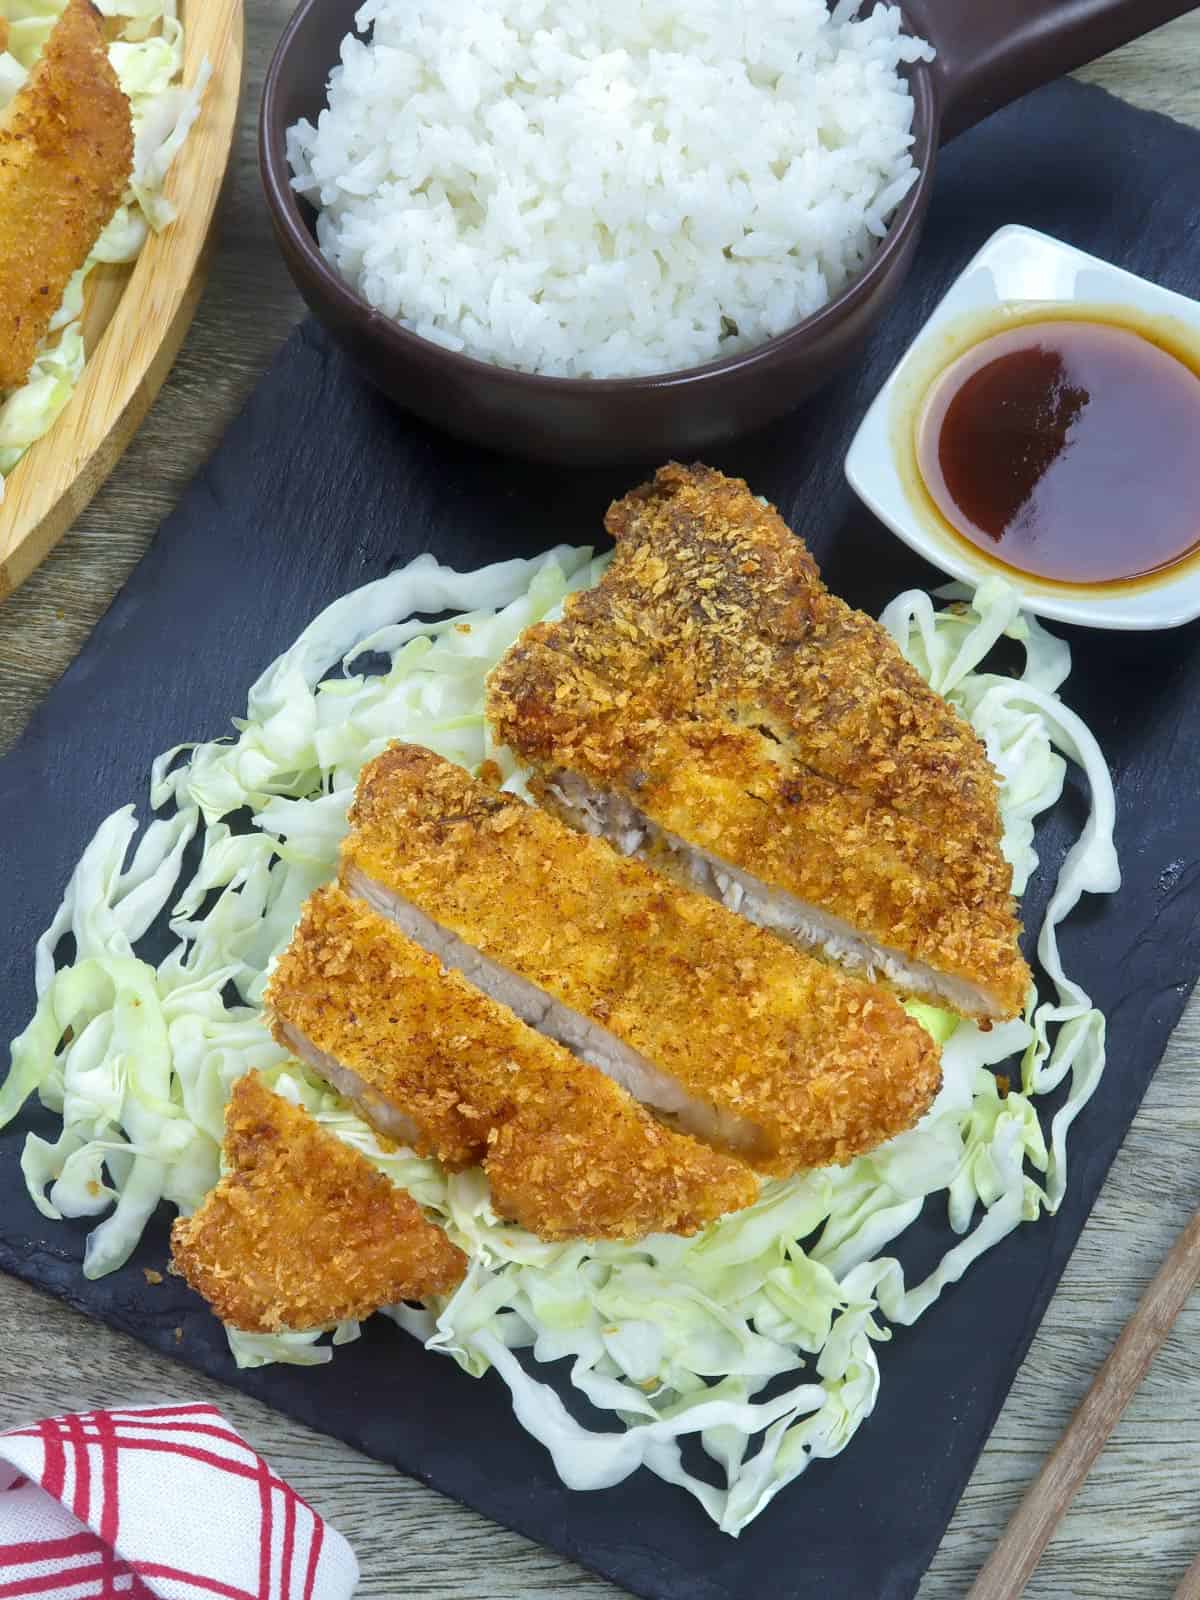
xmin=916 ymin=319 xmax=1200 ymax=584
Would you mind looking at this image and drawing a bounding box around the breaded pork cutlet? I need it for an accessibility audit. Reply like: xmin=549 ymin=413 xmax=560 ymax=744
xmin=0 ymin=0 xmax=132 ymax=393
xmin=266 ymin=884 xmax=757 ymax=1240
xmin=338 ymin=744 xmax=941 ymax=1176
xmin=170 ymin=1071 xmax=466 ymax=1334
xmin=487 ymin=462 xmax=1031 ymax=1022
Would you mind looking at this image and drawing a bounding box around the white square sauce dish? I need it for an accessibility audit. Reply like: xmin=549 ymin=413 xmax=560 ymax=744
xmin=845 ymin=224 xmax=1200 ymax=630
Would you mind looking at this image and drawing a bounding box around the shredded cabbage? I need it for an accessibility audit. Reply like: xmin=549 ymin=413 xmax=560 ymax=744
xmin=0 ymin=554 xmax=1119 ymax=1534
xmin=0 ymin=326 xmax=84 ymax=474
xmin=0 ymin=0 xmax=207 ymax=488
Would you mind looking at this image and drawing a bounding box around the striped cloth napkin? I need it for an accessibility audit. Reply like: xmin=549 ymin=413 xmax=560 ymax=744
xmin=0 ymin=1403 xmax=359 ymax=1598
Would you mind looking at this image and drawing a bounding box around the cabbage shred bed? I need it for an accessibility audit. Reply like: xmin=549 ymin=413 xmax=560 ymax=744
xmin=0 ymin=551 xmax=1119 ymax=1535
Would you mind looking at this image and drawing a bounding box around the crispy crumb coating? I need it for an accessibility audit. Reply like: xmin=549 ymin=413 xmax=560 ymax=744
xmin=266 ymin=885 xmax=758 ymax=1240
xmin=340 ymin=745 xmax=941 ymax=1175
xmin=486 ymin=461 xmax=1030 ymax=1019
xmin=0 ymin=0 xmax=132 ymax=393
xmin=169 ymin=1071 xmax=466 ymax=1334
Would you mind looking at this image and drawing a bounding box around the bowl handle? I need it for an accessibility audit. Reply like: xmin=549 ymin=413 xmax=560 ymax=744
xmin=905 ymin=0 xmax=1200 ymax=142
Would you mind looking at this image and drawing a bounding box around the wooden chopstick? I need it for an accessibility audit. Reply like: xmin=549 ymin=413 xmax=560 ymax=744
xmin=967 ymin=1208 xmax=1200 ymax=1600
xmin=1174 ymin=1548 xmax=1200 ymax=1600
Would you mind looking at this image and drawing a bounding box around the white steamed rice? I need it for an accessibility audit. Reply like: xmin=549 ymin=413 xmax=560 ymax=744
xmin=287 ymin=0 xmax=933 ymax=380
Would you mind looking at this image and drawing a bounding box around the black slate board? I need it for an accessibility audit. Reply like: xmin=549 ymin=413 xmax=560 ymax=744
xmin=3 ymin=76 xmax=1200 ymax=1600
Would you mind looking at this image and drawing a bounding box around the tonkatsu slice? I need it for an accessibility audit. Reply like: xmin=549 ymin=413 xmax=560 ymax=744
xmin=339 ymin=744 xmax=942 ymax=1176
xmin=0 ymin=0 xmax=132 ymax=393
xmin=265 ymin=884 xmax=759 ymax=1241
xmin=487 ymin=461 xmax=1030 ymax=1021
xmin=170 ymin=1070 xmax=466 ymax=1334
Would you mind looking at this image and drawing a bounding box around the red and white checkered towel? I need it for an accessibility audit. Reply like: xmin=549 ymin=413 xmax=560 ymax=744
xmin=0 ymin=1403 xmax=359 ymax=1598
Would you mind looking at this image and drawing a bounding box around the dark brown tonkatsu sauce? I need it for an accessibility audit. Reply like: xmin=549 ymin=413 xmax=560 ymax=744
xmin=916 ymin=320 xmax=1200 ymax=584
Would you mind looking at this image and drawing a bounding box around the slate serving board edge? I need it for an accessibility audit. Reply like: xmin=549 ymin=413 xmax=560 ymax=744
xmin=2 ymin=75 xmax=1200 ymax=1600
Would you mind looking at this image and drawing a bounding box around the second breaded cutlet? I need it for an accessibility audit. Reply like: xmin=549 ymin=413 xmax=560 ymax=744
xmin=486 ymin=462 xmax=1031 ymax=1021
xmin=265 ymin=884 xmax=758 ymax=1241
xmin=169 ymin=1070 xmax=467 ymax=1334
xmin=338 ymin=744 xmax=942 ymax=1177
xmin=0 ymin=0 xmax=132 ymax=393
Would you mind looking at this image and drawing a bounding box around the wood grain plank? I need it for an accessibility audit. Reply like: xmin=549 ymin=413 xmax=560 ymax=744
xmin=1 ymin=12 xmax=1199 ymax=1600
xmin=967 ymin=1211 xmax=1200 ymax=1600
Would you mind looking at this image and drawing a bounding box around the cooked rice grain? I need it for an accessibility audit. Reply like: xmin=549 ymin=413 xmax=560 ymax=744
xmin=287 ymin=0 xmax=932 ymax=378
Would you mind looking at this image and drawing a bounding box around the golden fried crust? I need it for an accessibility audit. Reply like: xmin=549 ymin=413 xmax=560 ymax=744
xmin=601 ymin=464 xmax=997 ymax=824
xmin=341 ymin=745 xmax=942 ymax=1175
xmin=487 ymin=462 xmax=1030 ymax=1019
xmin=267 ymin=889 xmax=485 ymax=1170
xmin=0 ymin=0 xmax=132 ymax=392
xmin=267 ymin=884 xmax=759 ymax=1240
xmin=169 ymin=1071 xmax=467 ymax=1334
xmin=499 ymin=652 xmax=1026 ymax=1016
xmin=482 ymin=1108 xmax=754 ymax=1243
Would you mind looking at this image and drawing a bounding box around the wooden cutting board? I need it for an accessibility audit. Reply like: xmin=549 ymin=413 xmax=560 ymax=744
xmin=0 ymin=0 xmax=243 ymax=599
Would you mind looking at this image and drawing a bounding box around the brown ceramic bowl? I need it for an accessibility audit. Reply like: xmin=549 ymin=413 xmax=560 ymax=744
xmin=260 ymin=0 xmax=1195 ymax=467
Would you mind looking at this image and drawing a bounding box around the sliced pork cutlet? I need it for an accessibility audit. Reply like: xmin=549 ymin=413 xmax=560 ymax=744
xmin=265 ymin=884 xmax=759 ymax=1241
xmin=169 ymin=1070 xmax=467 ymax=1335
xmin=486 ymin=461 xmax=1030 ymax=1022
xmin=0 ymin=0 xmax=132 ymax=393
xmin=338 ymin=744 xmax=942 ymax=1177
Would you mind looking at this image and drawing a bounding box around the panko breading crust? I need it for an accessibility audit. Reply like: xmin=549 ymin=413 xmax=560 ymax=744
xmin=170 ymin=1071 xmax=466 ymax=1334
xmin=266 ymin=884 xmax=758 ymax=1240
xmin=487 ymin=462 xmax=1030 ymax=1019
xmin=0 ymin=0 xmax=132 ymax=392
xmin=341 ymin=744 xmax=942 ymax=1175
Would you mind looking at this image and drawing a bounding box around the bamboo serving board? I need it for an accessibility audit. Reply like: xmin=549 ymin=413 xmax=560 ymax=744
xmin=0 ymin=0 xmax=244 ymax=599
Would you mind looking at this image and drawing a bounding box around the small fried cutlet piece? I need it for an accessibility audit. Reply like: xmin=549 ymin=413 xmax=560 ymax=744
xmin=487 ymin=462 xmax=1030 ymax=1021
xmin=266 ymin=884 xmax=758 ymax=1240
xmin=0 ymin=0 xmax=133 ymax=393
xmin=170 ymin=1071 xmax=466 ymax=1334
xmin=339 ymin=744 xmax=941 ymax=1177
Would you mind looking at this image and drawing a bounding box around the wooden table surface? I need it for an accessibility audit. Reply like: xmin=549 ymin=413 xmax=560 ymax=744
xmin=3 ymin=10 xmax=1200 ymax=1598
